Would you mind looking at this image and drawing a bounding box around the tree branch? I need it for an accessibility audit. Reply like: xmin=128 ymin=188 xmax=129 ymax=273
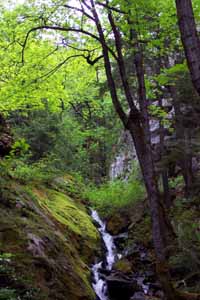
xmin=62 ymin=40 xmax=101 ymax=54
xmin=89 ymin=0 xmax=128 ymax=126
xmin=85 ymin=54 xmax=104 ymax=65
xmin=22 ymin=25 xmax=100 ymax=63
xmin=29 ymin=53 xmax=103 ymax=84
xmin=63 ymin=4 xmax=95 ymax=21
xmin=32 ymin=54 xmax=85 ymax=82
xmin=96 ymin=1 xmax=126 ymax=14
xmin=81 ymin=0 xmax=93 ymax=12
xmin=22 ymin=25 xmax=117 ymax=63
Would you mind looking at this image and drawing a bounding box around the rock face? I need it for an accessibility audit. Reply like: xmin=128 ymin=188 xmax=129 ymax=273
xmin=109 ymin=130 xmax=136 ymax=180
xmin=109 ymin=98 xmax=173 ymax=180
xmin=0 ymin=176 xmax=100 ymax=300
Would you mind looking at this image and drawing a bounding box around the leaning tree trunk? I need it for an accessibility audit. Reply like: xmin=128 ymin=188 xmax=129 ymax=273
xmin=90 ymin=1 xmax=177 ymax=298
xmin=175 ymin=0 xmax=200 ymax=96
xmin=128 ymin=119 xmax=178 ymax=300
xmin=132 ymin=48 xmax=176 ymax=299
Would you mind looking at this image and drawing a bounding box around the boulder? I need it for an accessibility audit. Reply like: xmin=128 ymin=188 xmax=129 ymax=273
xmin=107 ymin=272 xmax=140 ymax=300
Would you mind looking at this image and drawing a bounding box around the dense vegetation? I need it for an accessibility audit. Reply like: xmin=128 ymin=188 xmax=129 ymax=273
xmin=1 ymin=0 xmax=200 ymax=300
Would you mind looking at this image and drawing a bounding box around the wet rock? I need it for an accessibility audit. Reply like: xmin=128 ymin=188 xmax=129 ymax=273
xmin=113 ymin=258 xmax=132 ymax=274
xmin=107 ymin=272 xmax=140 ymax=300
xmin=170 ymin=265 xmax=190 ymax=279
xmin=27 ymin=233 xmax=46 ymax=257
xmin=143 ymin=270 xmax=156 ymax=283
xmin=123 ymin=244 xmax=140 ymax=257
xmin=107 ymin=214 xmax=130 ymax=235
xmin=130 ymin=291 xmax=145 ymax=300
xmin=155 ymin=290 xmax=164 ymax=298
xmin=148 ymin=282 xmax=162 ymax=294
xmin=114 ymin=232 xmax=128 ymax=250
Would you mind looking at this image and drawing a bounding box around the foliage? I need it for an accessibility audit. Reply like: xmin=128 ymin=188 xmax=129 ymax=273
xmin=0 ymin=155 xmax=59 ymax=184
xmin=0 ymin=288 xmax=17 ymax=300
xmin=84 ymin=179 xmax=145 ymax=216
xmin=169 ymin=175 xmax=184 ymax=190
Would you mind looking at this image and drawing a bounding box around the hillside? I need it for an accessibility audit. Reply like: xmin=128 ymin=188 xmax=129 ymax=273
xmin=0 ymin=176 xmax=100 ymax=300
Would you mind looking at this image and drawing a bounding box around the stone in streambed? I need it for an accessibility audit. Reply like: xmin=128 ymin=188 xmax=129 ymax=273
xmin=143 ymin=270 xmax=157 ymax=283
xmin=107 ymin=271 xmax=140 ymax=300
xmin=106 ymin=214 xmax=130 ymax=235
xmin=130 ymin=291 xmax=146 ymax=300
xmin=113 ymin=258 xmax=133 ymax=274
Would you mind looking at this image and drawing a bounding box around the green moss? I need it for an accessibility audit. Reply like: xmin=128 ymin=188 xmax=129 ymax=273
xmin=113 ymin=259 xmax=132 ymax=274
xmin=34 ymin=188 xmax=99 ymax=243
xmin=0 ymin=177 xmax=100 ymax=300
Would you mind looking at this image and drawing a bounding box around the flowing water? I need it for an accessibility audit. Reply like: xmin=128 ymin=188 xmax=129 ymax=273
xmin=91 ymin=210 xmax=116 ymax=300
xmin=91 ymin=210 xmax=156 ymax=300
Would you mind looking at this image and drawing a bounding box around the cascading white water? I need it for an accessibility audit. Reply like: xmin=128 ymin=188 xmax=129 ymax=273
xmin=91 ymin=210 xmax=152 ymax=300
xmin=91 ymin=210 xmax=116 ymax=300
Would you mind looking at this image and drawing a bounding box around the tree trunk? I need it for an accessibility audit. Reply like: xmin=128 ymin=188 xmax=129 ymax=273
xmin=169 ymin=84 xmax=194 ymax=197
xmin=129 ymin=31 xmax=176 ymax=300
xmin=0 ymin=114 xmax=13 ymax=157
xmin=162 ymin=171 xmax=171 ymax=208
xmin=128 ymin=119 xmax=177 ymax=300
xmin=175 ymin=0 xmax=200 ymax=95
xmin=159 ymin=98 xmax=171 ymax=209
xmin=181 ymin=129 xmax=194 ymax=197
xmin=90 ymin=1 xmax=176 ymax=298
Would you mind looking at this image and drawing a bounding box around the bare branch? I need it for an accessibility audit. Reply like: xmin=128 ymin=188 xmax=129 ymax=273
xmin=32 ymin=54 xmax=85 ymax=82
xmin=85 ymin=54 xmax=104 ymax=65
xmin=81 ymin=0 xmax=93 ymax=12
xmin=96 ymin=1 xmax=126 ymax=14
xmin=22 ymin=25 xmax=100 ymax=63
xmin=42 ymin=46 xmax=59 ymax=60
xmin=63 ymin=4 xmax=95 ymax=21
xmin=62 ymin=39 xmax=101 ymax=53
xmin=28 ymin=53 xmax=103 ymax=85
xmin=22 ymin=25 xmax=118 ymax=63
xmin=69 ymin=101 xmax=88 ymax=122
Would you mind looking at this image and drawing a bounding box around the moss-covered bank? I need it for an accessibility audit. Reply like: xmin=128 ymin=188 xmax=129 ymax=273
xmin=0 ymin=176 xmax=100 ymax=300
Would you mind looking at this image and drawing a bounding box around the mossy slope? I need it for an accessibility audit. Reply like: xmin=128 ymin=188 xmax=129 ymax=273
xmin=0 ymin=177 xmax=100 ymax=300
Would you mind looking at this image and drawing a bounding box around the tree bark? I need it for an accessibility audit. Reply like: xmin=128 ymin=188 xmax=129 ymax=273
xmin=175 ymin=0 xmax=200 ymax=95
xmin=0 ymin=114 xmax=13 ymax=157
xmin=168 ymin=84 xmax=194 ymax=197
xmin=158 ymin=97 xmax=171 ymax=209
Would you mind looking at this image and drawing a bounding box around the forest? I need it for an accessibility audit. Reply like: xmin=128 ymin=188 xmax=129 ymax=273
xmin=0 ymin=0 xmax=200 ymax=300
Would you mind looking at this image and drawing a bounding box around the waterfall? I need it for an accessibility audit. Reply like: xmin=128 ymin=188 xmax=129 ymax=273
xmin=91 ymin=210 xmax=116 ymax=300
xmin=109 ymin=131 xmax=137 ymax=181
xmin=90 ymin=210 xmax=162 ymax=300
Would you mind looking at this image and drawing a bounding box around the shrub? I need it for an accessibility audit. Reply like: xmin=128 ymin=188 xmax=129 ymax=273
xmin=0 ymin=288 xmax=17 ymax=300
xmin=84 ymin=179 xmax=145 ymax=217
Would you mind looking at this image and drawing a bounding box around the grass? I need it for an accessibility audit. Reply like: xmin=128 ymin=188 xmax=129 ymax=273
xmin=84 ymin=179 xmax=145 ymax=217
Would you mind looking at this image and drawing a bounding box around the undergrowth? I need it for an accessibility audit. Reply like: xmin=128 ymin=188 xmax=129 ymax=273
xmin=84 ymin=178 xmax=145 ymax=217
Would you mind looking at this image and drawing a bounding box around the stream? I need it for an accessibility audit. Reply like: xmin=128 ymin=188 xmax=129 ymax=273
xmin=91 ymin=209 xmax=164 ymax=300
xmin=91 ymin=209 xmax=116 ymax=300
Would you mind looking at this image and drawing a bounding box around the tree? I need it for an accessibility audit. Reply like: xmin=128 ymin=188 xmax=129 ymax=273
xmin=2 ymin=0 xmax=200 ymax=298
xmin=20 ymin=0 xmax=177 ymax=298
xmin=175 ymin=0 xmax=200 ymax=96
